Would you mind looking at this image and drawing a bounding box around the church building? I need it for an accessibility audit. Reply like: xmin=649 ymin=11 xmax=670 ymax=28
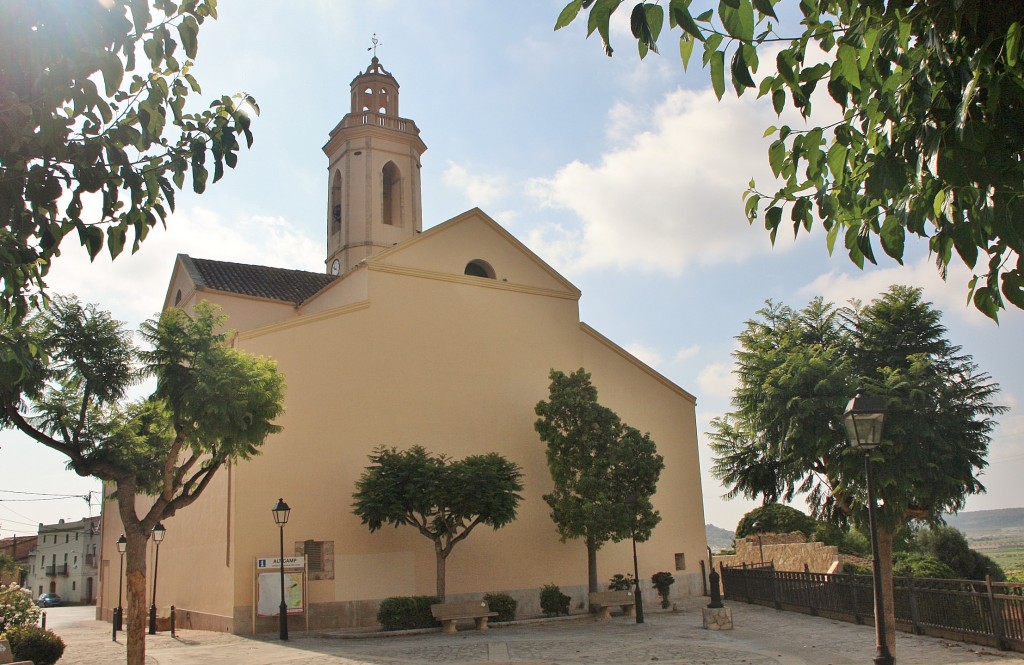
xmin=96 ymin=57 xmax=708 ymax=633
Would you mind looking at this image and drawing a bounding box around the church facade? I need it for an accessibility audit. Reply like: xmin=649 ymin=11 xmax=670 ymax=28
xmin=96 ymin=57 xmax=708 ymax=633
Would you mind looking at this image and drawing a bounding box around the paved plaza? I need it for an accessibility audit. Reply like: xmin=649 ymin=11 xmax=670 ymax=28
xmin=45 ymin=599 xmax=1024 ymax=665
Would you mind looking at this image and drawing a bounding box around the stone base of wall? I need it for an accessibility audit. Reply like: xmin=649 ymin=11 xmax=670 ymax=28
xmin=702 ymin=606 xmax=733 ymax=630
xmin=177 ymin=572 xmax=709 ymax=635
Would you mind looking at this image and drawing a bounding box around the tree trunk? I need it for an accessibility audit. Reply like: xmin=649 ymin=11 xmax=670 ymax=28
xmin=117 ymin=486 xmax=151 ymax=665
xmin=435 ymin=540 xmax=446 ymax=601
xmin=878 ymin=525 xmax=897 ymax=656
xmin=121 ymin=524 xmax=150 ymax=665
xmin=586 ymin=536 xmax=599 ymax=592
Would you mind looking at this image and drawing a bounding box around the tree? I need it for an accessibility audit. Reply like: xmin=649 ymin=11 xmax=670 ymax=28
xmin=735 ymin=503 xmax=816 ymax=539
xmin=0 ymin=0 xmax=257 ymax=330
xmin=535 ymin=368 xmax=664 ymax=592
xmin=914 ymin=525 xmax=1005 ymax=581
xmin=0 ymin=553 xmax=21 ymax=583
xmin=0 ymin=297 xmax=285 ymax=665
xmin=555 ymin=2 xmax=1024 ymax=320
xmin=709 ymin=285 xmax=1004 ymax=654
xmin=351 ymin=445 xmax=524 ymax=601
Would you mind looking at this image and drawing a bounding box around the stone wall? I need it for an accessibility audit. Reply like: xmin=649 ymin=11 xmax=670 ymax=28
xmin=714 ymin=532 xmax=841 ymax=574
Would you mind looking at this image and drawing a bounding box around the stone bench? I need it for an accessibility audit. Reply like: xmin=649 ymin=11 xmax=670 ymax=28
xmin=588 ymin=590 xmax=636 ymax=619
xmin=0 ymin=638 xmax=34 ymax=665
xmin=430 ymin=599 xmax=497 ymax=633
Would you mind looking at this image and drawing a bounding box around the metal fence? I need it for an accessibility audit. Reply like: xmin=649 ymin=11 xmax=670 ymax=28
xmin=720 ymin=563 xmax=1024 ymax=653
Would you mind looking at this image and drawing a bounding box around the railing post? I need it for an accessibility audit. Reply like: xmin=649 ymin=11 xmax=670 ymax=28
xmin=985 ymin=575 xmax=1008 ymax=650
xmin=700 ymin=560 xmax=708 ymax=596
xmin=907 ymin=572 xmax=922 ymax=635
xmin=770 ymin=567 xmax=781 ymax=610
xmin=850 ymin=574 xmax=861 ymax=625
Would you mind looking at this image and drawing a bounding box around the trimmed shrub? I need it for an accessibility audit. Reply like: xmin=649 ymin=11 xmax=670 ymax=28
xmin=376 ymin=596 xmax=439 ymax=631
xmin=651 ymin=571 xmax=675 ymax=608
xmin=539 ymin=583 xmax=570 ymax=616
xmin=5 ymin=625 xmax=65 ymax=665
xmin=483 ymin=592 xmax=517 ymax=622
xmin=0 ymin=584 xmax=41 ymax=633
xmin=608 ymin=574 xmax=634 ymax=591
xmin=842 ymin=561 xmax=872 ymax=575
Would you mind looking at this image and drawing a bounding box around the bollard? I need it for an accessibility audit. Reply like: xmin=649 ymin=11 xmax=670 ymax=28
xmin=171 ymin=606 xmax=176 ymax=638
xmin=41 ymin=611 xmax=46 ymax=630
xmin=707 ymin=569 xmax=724 ymax=609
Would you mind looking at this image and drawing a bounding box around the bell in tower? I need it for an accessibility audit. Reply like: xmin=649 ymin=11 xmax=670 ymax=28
xmin=323 ymin=51 xmax=427 ymax=276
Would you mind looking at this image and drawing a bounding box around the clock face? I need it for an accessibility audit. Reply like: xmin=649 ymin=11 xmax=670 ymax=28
xmin=331 ymin=259 xmax=341 ymax=275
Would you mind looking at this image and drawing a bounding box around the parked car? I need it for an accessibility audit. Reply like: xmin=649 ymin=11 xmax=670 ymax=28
xmin=37 ymin=592 xmax=62 ymax=607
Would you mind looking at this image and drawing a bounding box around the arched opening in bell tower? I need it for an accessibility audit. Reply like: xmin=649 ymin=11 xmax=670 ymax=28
xmin=330 ymin=170 xmax=343 ymax=235
xmin=382 ymin=161 xmax=402 ymax=226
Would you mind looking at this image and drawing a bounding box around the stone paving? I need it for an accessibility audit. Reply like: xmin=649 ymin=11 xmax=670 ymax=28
xmin=44 ymin=599 xmax=1024 ymax=665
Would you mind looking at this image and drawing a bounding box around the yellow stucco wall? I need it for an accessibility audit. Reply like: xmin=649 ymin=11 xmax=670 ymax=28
xmin=98 ymin=210 xmax=708 ymax=632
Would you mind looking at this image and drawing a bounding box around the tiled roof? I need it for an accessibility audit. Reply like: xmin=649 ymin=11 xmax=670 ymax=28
xmin=181 ymin=255 xmax=336 ymax=305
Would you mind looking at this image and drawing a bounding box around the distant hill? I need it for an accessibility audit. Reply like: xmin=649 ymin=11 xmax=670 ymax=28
xmin=706 ymin=524 xmax=735 ymax=552
xmin=944 ymin=508 xmax=1024 ymax=538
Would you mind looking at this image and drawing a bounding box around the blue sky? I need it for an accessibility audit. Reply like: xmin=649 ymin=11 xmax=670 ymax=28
xmin=1 ymin=1 xmax=1022 ymax=539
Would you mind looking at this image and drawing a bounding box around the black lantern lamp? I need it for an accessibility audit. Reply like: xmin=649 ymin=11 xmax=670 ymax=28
xmin=113 ymin=534 xmax=127 ymax=639
xmin=148 ymin=522 xmax=166 ymax=635
xmin=843 ymin=389 xmax=893 ymax=665
xmin=272 ymin=498 xmax=291 ymax=641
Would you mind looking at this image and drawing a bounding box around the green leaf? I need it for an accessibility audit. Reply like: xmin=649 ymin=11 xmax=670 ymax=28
xmin=719 ymin=0 xmax=754 ymax=42
xmin=710 ymin=49 xmax=726 ymax=99
xmin=1001 ymin=270 xmax=1024 ymax=310
xmin=631 ymin=3 xmax=663 ymax=58
xmin=177 ymin=15 xmax=200 ymax=59
xmin=731 ymin=47 xmax=756 ymax=93
xmin=555 ymin=0 xmax=584 ymax=29
xmin=1007 ymin=22 xmax=1021 ymax=68
xmin=772 ymin=88 xmax=785 ymax=114
xmin=588 ymin=0 xmax=623 ymax=55
xmin=879 ymin=215 xmax=905 ymax=262
xmin=670 ymin=0 xmax=704 ymax=40
xmin=751 ymin=0 xmax=778 ymax=20
xmin=99 ymin=52 xmax=125 ymax=98
xmin=679 ymin=34 xmax=695 ymax=70
xmin=836 ymin=44 xmax=861 ymax=90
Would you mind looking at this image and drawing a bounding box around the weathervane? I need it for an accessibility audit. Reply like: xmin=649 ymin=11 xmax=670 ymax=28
xmin=368 ymin=33 xmax=382 ymax=58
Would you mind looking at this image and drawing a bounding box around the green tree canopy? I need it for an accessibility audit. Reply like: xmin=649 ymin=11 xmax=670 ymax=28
xmin=535 ymin=368 xmax=665 ymax=592
xmin=555 ymin=1 xmax=1024 ymax=320
xmin=0 ymin=0 xmax=257 ymax=328
xmin=1 ymin=297 xmax=285 ymax=665
xmin=708 ymin=285 xmax=1004 ymax=653
xmin=351 ymin=445 xmax=524 ymax=601
xmin=914 ymin=525 xmax=1005 ymax=581
xmin=735 ymin=503 xmax=817 ymax=539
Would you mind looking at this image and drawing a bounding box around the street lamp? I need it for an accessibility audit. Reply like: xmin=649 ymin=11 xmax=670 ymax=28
xmin=843 ymin=389 xmax=893 ymax=665
xmin=751 ymin=521 xmax=765 ymax=565
xmin=148 ymin=523 xmax=166 ymax=636
xmin=113 ymin=534 xmax=126 ymax=639
xmin=625 ymin=494 xmax=645 ymax=624
xmin=272 ymin=498 xmax=291 ymax=641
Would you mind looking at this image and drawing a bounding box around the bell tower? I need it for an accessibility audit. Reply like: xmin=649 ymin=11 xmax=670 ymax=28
xmin=323 ymin=56 xmax=427 ymax=276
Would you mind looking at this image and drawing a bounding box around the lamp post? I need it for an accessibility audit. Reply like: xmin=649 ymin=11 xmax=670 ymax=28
xmin=625 ymin=494 xmax=645 ymax=624
xmin=113 ymin=534 xmax=126 ymax=639
xmin=843 ymin=389 xmax=893 ymax=665
xmin=148 ymin=522 xmax=166 ymax=636
xmin=272 ymin=498 xmax=291 ymax=641
xmin=751 ymin=521 xmax=765 ymax=565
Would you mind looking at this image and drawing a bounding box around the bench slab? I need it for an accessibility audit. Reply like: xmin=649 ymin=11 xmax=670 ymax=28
xmin=589 ymin=590 xmax=636 ymax=620
xmin=430 ymin=599 xmax=497 ymax=633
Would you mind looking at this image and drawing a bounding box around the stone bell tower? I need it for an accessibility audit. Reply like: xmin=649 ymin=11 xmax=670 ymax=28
xmin=322 ymin=56 xmax=427 ymax=276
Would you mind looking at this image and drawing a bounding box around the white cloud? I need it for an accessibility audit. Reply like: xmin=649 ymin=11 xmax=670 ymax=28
xmin=672 ymin=344 xmax=701 ymax=363
xmin=45 ymin=207 xmax=321 ymax=327
xmin=442 ymin=161 xmax=508 ymax=207
xmin=526 ymin=86 xmax=791 ymax=276
xmin=697 ymin=362 xmax=737 ymax=401
xmin=624 ymin=342 xmax=662 ymax=368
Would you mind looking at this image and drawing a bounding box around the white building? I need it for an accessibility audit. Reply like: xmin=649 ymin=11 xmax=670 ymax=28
xmin=26 ymin=516 xmax=101 ymax=604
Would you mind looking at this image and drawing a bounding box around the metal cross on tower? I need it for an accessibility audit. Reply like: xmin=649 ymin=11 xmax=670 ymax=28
xmin=368 ymin=33 xmax=382 ymax=57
